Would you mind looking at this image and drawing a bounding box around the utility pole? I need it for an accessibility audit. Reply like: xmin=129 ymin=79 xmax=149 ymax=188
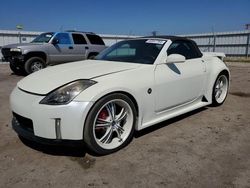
xmin=151 ymin=31 xmax=158 ymax=36
xmin=245 ymin=24 xmax=250 ymax=58
xmin=212 ymin=26 xmax=216 ymax=52
xmin=245 ymin=24 xmax=250 ymax=30
xmin=16 ymin=24 xmax=23 ymax=43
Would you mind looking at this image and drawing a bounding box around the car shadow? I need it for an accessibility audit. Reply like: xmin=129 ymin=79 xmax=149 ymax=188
xmin=19 ymin=136 xmax=87 ymax=157
xmin=134 ymin=107 xmax=207 ymax=138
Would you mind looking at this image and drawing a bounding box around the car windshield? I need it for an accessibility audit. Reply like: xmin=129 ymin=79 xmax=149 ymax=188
xmin=95 ymin=39 xmax=166 ymax=64
xmin=31 ymin=32 xmax=54 ymax=43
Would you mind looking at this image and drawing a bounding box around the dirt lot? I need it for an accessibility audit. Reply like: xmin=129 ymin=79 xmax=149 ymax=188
xmin=0 ymin=63 xmax=249 ymax=188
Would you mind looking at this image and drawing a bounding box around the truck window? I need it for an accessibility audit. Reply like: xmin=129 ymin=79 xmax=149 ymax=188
xmin=72 ymin=34 xmax=87 ymax=44
xmin=32 ymin=32 xmax=54 ymax=43
xmin=55 ymin=33 xmax=72 ymax=44
xmin=86 ymin=34 xmax=105 ymax=45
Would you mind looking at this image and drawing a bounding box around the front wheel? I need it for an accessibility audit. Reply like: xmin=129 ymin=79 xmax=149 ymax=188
xmin=84 ymin=93 xmax=136 ymax=155
xmin=212 ymin=73 xmax=229 ymax=106
xmin=24 ymin=57 xmax=46 ymax=75
xmin=9 ymin=63 xmax=25 ymax=75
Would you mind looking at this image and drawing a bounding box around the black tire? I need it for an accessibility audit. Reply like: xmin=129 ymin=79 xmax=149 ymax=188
xmin=211 ymin=72 xmax=229 ymax=106
xmin=24 ymin=57 xmax=46 ymax=75
xmin=84 ymin=93 xmax=136 ymax=155
xmin=88 ymin=53 xmax=98 ymax=59
xmin=9 ymin=63 xmax=25 ymax=76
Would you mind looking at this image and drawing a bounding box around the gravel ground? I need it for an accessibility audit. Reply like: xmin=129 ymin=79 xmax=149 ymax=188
xmin=0 ymin=62 xmax=249 ymax=188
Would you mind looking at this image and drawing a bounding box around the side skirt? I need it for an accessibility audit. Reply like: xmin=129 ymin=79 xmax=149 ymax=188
xmin=138 ymin=96 xmax=210 ymax=130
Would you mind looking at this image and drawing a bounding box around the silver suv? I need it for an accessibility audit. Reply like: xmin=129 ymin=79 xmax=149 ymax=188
xmin=1 ymin=31 xmax=106 ymax=75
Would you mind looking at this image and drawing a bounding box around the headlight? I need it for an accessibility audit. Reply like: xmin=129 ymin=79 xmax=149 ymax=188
xmin=10 ymin=48 xmax=22 ymax=52
xmin=39 ymin=80 xmax=97 ymax=105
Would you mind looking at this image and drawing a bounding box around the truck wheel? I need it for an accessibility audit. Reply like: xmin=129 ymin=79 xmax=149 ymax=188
xmin=9 ymin=63 xmax=25 ymax=76
xmin=24 ymin=57 xmax=46 ymax=74
xmin=88 ymin=53 xmax=98 ymax=59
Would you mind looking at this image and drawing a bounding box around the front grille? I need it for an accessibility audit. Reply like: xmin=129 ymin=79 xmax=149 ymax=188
xmin=1 ymin=48 xmax=11 ymax=57
xmin=13 ymin=112 xmax=34 ymax=133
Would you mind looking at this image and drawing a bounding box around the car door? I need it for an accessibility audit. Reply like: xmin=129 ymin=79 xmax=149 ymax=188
xmin=49 ymin=32 xmax=75 ymax=63
xmin=71 ymin=33 xmax=88 ymax=61
xmin=154 ymin=40 xmax=206 ymax=112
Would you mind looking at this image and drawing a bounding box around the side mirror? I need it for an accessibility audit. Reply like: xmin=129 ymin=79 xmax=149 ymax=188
xmin=52 ymin=38 xmax=59 ymax=45
xmin=166 ymin=54 xmax=186 ymax=63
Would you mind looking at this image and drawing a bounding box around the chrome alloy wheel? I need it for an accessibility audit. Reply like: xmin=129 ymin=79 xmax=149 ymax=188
xmin=93 ymin=99 xmax=134 ymax=150
xmin=31 ymin=61 xmax=44 ymax=72
xmin=214 ymin=75 xmax=228 ymax=104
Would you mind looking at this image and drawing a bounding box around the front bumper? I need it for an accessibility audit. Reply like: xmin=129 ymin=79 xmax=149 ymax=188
xmin=2 ymin=57 xmax=8 ymax=62
xmin=12 ymin=116 xmax=84 ymax=146
xmin=2 ymin=51 xmax=25 ymax=63
xmin=10 ymin=87 xmax=93 ymax=140
xmin=1 ymin=47 xmax=24 ymax=65
xmin=8 ymin=55 xmax=25 ymax=66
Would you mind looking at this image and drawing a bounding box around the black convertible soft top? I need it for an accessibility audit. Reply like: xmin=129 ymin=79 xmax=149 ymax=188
xmin=141 ymin=35 xmax=192 ymax=42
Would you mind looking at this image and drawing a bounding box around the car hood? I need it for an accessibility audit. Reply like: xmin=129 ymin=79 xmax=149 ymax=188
xmin=3 ymin=43 xmax=46 ymax=48
xmin=17 ymin=60 xmax=141 ymax=95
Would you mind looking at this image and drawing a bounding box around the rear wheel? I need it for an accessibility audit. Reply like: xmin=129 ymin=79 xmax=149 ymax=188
xmin=84 ymin=93 xmax=136 ymax=155
xmin=88 ymin=53 xmax=98 ymax=59
xmin=24 ymin=57 xmax=46 ymax=74
xmin=212 ymin=73 xmax=229 ymax=106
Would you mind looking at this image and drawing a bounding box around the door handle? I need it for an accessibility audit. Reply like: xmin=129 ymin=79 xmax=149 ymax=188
xmin=69 ymin=46 xmax=73 ymax=49
xmin=85 ymin=46 xmax=89 ymax=50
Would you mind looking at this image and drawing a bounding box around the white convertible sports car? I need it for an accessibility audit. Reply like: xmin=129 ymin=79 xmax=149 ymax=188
xmin=10 ymin=36 xmax=229 ymax=155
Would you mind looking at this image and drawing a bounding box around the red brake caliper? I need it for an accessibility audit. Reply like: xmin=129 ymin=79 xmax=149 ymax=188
xmin=98 ymin=108 xmax=108 ymax=120
xmin=96 ymin=108 xmax=109 ymax=130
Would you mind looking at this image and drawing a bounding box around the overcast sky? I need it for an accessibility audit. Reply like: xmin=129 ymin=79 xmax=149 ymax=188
xmin=0 ymin=0 xmax=249 ymax=35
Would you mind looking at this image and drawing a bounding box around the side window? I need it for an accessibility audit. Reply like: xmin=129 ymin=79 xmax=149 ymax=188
xmin=72 ymin=34 xmax=87 ymax=44
xmin=55 ymin=33 xmax=71 ymax=44
xmin=107 ymin=44 xmax=136 ymax=57
xmin=86 ymin=34 xmax=105 ymax=45
xmin=167 ymin=40 xmax=200 ymax=59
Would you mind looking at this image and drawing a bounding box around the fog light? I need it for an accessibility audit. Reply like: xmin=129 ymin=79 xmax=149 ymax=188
xmin=55 ymin=118 xmax=61 ymax=139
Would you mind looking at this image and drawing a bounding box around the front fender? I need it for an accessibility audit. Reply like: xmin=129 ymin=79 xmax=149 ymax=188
xmin=73 ymin=65 xmax=155 ymax=130
xmin=74 ymin=86 xmax=144 ymax=130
